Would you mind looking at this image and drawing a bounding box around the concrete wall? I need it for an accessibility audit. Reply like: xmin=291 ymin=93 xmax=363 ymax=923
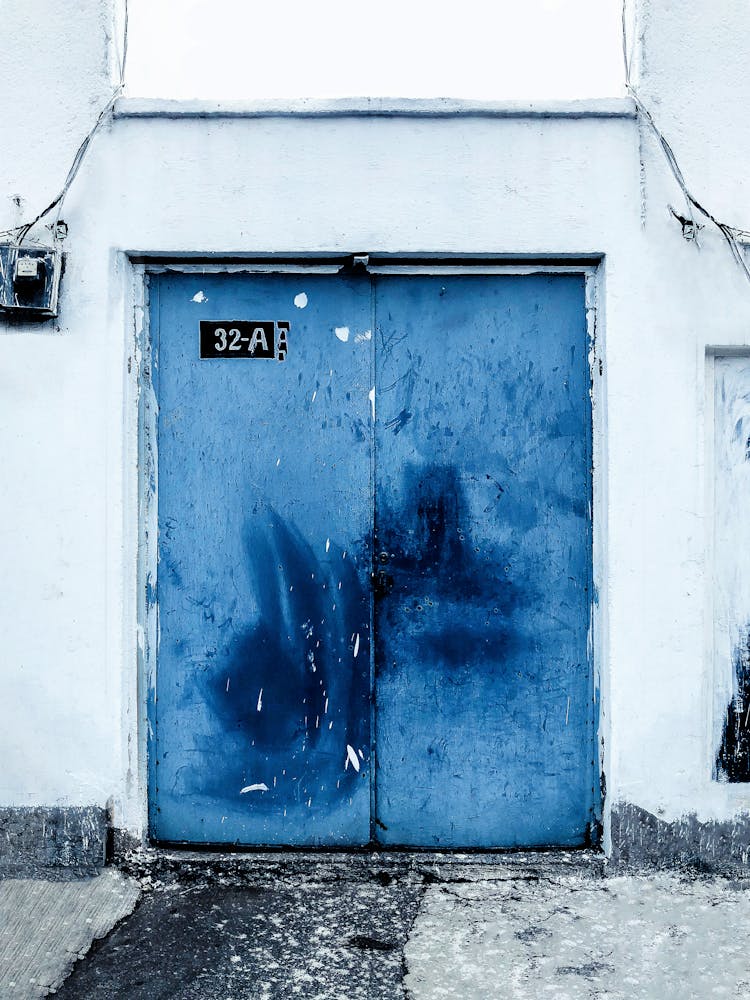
xmin=0 ymin=0 xmax=122 ymax=850
xmin=608 ymin=0 xmax=750 ymax=865
xmin=3 ymin=0 xmax=750 ymax=865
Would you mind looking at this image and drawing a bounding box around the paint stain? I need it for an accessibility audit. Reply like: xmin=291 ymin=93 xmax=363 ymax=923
xmin=345 ymin=744 xmax=361 ymax=772
xmin=200 ymin=507 xmax=369 ymax=808
xmin=717 ymin=628 xmax=750 ymax=781
xmin=384 ymin=409 xmax=413 ymax=435
xmin=375 ymin=463 xmax=526 ymax=671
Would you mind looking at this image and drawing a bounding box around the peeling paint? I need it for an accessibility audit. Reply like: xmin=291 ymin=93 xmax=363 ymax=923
xmin=713 ymin=357 xmax=750 ymax=782
xmin=345 ymin=745 xmax=361 ymax=772
xmin=717 ymin=629 xmax=750 ymax=781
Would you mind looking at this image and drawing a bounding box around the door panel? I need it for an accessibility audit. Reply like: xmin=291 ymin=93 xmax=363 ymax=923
xmin=373 ymin=274 xmax=594 ymax=847
xmin=148 ymin=268 xmax=595 ymax=848
xmin=150 ymin=271 xmax=373 ymax=845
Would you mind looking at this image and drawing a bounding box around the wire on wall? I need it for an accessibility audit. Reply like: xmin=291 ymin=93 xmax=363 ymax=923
xmin=1 ymin=0 xmax=129 ymax=246
xmin=4 ymin=0 xmax=750 ymax=283
xmin=622 ymin=0 xmax=750 ymax=282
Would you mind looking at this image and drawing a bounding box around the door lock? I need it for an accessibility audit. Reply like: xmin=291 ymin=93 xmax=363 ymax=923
xmin=372 ymin=568 xmax=394 ymax=598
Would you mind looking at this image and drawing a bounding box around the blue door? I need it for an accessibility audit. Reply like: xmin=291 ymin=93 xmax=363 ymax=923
xmin=373 ymin=275 xmax=594 ymax=847
xmin=150 ymin=271 xmax=373 ymax=845
xmin=148 ymin=269 xmax=594 ymax=847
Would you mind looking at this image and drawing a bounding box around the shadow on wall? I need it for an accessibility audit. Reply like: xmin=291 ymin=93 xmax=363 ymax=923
xmin=717 ymin=628 xmax=750 ymax=782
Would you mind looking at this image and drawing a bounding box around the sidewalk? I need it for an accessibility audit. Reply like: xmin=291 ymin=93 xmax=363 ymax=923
xmin=2 ymin=851 xmax=749 ymax=998
xmin=0 ymin=870 xmax=140 ymax=999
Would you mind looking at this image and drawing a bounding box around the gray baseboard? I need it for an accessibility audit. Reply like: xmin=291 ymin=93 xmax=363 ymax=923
xmin=0 ymin=807 xmax=109 ymax=876
xmin=5 ymin=801 xmax=750 ymax=874
xmin=610 ymin=801 xmax=750 ymax=873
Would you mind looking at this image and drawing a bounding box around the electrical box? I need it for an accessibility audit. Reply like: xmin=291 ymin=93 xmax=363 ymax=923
xmin=0 ymin=243 xmax=62 ymax=318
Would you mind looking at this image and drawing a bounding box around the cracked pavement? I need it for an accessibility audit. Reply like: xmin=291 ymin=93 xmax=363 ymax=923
xmin=6 ymin=851 xmax=750 ymax=998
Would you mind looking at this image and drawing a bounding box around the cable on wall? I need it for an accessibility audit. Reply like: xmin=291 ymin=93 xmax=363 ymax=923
xmin=1 ymin=0 xmax=128 ymax=246
xmin=622 ymin=0 xmax=750 ymax=282
xmin=4 ymin=0 xmax=749 ymax=283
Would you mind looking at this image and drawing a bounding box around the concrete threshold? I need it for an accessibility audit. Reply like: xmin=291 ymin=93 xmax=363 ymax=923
xmin=116 ymin=844 xmax=607 ymax=886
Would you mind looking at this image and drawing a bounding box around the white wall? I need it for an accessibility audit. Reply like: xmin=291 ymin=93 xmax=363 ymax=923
xmin=0 ymin=0 xmax=121 ymax=812
xmin=609 ymin=0 xmax=750 ymax=831
xmin=3 ymin=0 xmax=750 ymax=849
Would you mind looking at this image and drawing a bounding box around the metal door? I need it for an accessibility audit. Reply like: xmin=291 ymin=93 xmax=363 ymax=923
xmin=147 ymin=268 xmax=595 ymax=847
xmin=149 ymin=271 xmax=373 ymax=845
xmin=373 ymin=274 xmax=594 ymax=847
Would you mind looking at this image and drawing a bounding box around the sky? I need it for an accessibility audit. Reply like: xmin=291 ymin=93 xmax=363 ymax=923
xmin=126 ymin=0 xmax=625 ymax=101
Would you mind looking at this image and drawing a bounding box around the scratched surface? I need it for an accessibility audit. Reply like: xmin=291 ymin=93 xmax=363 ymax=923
xmin=713 ymin=356 xmax=750 ymax=782
xmin=150 ymin=271 xmax=593 ymax=847
xmin=373 ymin=274 xmax=594 ymax=846
xmin=151 ymin=272 xmax=373 ymax=844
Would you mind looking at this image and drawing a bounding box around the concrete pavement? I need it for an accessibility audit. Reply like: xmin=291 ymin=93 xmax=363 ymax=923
xmin=2 ymin=852 xmax=750 ymax=998
xmin=405 ymin=866 xmax=750 ymax=999
xmin=0 ymin=869 xmax=140 ymax=998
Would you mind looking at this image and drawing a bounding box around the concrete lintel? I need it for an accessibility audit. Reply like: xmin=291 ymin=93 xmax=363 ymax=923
xmin=113 ymin=96 xmax=636 ymax=122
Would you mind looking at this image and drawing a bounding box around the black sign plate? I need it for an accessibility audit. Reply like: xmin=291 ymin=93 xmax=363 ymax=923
xmin=200 ymin=321 xmax=289 ymax=360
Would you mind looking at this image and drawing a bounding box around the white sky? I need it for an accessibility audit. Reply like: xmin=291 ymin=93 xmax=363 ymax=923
xmin=126 ymin=0 xmax=625 ymax=101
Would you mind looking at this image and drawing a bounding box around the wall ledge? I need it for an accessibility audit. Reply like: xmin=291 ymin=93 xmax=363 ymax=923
xmin=113 ymin=97 xmax=636 ymax=122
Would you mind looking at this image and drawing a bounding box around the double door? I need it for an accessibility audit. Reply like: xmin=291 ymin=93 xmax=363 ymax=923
xmin=148 ymin=268 xmax=595 ymax=847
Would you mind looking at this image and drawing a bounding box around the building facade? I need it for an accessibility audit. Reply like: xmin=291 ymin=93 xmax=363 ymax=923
xmin=2 ymin=0 xmax=750 ymax=869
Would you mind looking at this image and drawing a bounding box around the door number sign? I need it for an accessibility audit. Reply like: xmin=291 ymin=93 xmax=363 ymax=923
xmin=200 ymin=321 xmax=289 ymax=361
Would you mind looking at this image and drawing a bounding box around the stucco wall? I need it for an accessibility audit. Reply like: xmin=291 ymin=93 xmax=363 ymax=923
xmin=611 ymin=0 xmax=750 ymax=860
xmin=3 ymin=0 xmax=750 ymax=862
xmin=0 ymin=0 xmax=122 ymax=829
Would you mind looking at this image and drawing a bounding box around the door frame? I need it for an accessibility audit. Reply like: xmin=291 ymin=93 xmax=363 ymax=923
xmin=128 ymin=255 xmax=608 ymax=848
